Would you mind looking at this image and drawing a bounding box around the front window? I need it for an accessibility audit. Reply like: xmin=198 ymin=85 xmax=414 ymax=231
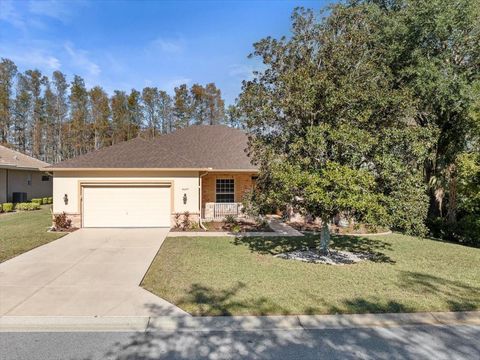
xmin=216 ymin=179 xmax=234 ymax=203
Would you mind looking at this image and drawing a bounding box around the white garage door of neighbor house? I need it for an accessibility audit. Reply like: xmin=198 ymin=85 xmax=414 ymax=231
xmin=82 ymin=186 xmax=171 ymax=228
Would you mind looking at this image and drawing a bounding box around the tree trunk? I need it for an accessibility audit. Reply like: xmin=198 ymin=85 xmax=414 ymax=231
xmin=320 ymin=220 xmax=330 ymax=255
xmin=447 ymin=166 xmax=457 ymax=224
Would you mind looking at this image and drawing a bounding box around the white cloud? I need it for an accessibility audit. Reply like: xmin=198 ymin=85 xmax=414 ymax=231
xmin=42 ymin=54 xmax=61 ymax=69
xmin=228 ymin=63 xmax=264 ymax=80
xmin=0 ymin=0 xmax=25 ymax=29
xmin=105 ymin=53 xmax=125 ymax=73
xmin=0 ymin=44 xmax=61 ymax=70
xmin=28 ymin=0 xmax=86 ymax=23
xmin=148 ymin=37 xmax=185 ymax=54
xmin=64 ymin=42 xmax=100 ymax=76
xmin=162 ymin=77 xmax=192 ymax=92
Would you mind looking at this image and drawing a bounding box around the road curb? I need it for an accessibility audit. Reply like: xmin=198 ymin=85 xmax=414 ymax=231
xmin=1 ymin=311 xmax=479 ymax=332
xmin=0 ymin=316 xmax=150 ymax=332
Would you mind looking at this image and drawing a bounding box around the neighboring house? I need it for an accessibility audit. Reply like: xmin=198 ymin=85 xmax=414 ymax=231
xmin=45 ymin=125 xmax=259 ymax=228
xmin=0 ymin=145 xmax=52 ymax=203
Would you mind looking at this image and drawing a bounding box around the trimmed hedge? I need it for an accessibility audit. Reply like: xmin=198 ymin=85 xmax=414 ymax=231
xmin=15 ymin=202 xmax=41 ymax=211
xmin=42 ymin=197 xmax=48 ymax=204
xmin=1 ymin=203 xmax=14 ymax=212
xmin=31 ymin=198 xmax=43 ymax=205
xmin=47 ymin=197 xmax=53 ymax=204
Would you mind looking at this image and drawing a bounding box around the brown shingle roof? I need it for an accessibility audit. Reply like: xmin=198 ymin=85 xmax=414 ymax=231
xmin=0 ymin=145 xmax=50 ymax=170
xmin=46 ymin=125 xmax=257 ymax=170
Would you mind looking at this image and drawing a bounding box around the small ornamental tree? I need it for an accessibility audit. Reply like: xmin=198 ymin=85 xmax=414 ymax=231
xmin=263 ymin=160 xmax=387 ymax=254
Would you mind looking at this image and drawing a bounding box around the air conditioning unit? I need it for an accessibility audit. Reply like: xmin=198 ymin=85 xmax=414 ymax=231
xmin=12 ymin=192 xmax=27 ymax=203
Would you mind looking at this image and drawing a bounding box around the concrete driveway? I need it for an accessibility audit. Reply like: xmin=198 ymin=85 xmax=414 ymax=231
xmin=0 ymin=228 xmax=187 ymax=317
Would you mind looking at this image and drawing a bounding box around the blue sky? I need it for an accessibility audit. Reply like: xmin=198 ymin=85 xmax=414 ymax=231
xmin=0 ymin=0 xmax=330 ymax=104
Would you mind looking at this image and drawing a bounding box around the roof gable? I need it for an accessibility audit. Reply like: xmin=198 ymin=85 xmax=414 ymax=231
xmin=0 ymin=145 xmax=50 ymax=170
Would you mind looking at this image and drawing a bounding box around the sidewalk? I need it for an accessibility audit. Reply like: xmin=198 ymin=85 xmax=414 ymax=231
xmin=1 ymin=311 xmax=479 ymax=332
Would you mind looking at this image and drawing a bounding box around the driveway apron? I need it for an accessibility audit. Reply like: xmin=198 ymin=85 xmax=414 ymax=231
xmin=0 ymin=228 xmax=187 ymax=316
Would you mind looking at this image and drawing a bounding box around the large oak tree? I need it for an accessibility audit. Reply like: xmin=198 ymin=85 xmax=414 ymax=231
xmin=238 ymin=2 xmax=478 ymax=250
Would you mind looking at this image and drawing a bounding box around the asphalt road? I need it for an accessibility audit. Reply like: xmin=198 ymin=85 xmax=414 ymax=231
xmin=1 ymin=324 xmax=479 ymax=360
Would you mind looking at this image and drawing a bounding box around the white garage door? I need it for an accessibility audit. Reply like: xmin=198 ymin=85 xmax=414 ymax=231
xmin=82 ymin=186 xmax=171 ymax=228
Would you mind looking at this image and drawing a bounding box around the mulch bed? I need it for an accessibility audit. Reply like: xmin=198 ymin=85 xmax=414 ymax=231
xmin=173 ymin=220 xmax=273 ymax=232
xmin=275 ymin=249 xmax=372 ymax=265
xmin=49 ymin=227 xmax=79 ymax=233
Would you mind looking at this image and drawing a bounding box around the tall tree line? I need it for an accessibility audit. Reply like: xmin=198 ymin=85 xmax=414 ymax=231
xmin=0 ymin=58 xmax=228 ymax=163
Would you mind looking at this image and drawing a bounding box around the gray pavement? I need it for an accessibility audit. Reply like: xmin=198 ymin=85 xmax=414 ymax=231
xmin=0 ymin=228 xmax=186 ymax=317
xmin=1 ymin=324 xmax=479 ymax=359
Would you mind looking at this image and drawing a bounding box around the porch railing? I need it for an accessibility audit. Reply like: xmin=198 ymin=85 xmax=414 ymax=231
xmin=203 ymin=202 xmax=243 ymax=220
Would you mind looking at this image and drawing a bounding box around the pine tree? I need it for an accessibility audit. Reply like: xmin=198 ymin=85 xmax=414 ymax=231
xmin=43 ymin=80 xmax=56 ymax=163
xmin=0 ymin=59 xmax=17 ymax=144
xmin=25 ymin=70 xmax=46 ymax=159
xmin=173 ymin=84 xmax=192 ymax=129
xmin=69 ymin=75 xmax=89 ymax=156
xmin=204 ymin=83 xmax=225 ymax=125
xmin=190 ymin=84 xmax=207 ymax=125
xmin=89 ymin=86 xmax=111 ymax=150
xmin=127 ymin=89 xmax=142 ymax=140
xmin=111 ymin=90 xmax=129 ymax=144
xmin=158 ymin=90 xmax=173 ymax=133
xmin=52 ymin=71 xmax=68 ymax=162
xmin=13 ymin=73 xmax=30 ymax=152
xmin=141 ymin=87 xmax=160 ymax=138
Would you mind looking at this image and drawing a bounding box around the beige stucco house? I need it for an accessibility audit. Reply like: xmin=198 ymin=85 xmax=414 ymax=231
xmin=45 ymin=125 xmax=259 ymax=228
xmin=0 ymin=145 xmax=52 ymax=203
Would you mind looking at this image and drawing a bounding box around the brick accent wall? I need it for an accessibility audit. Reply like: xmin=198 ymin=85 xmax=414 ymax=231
xmin=201 ymin=172 xmax=256 ymax=215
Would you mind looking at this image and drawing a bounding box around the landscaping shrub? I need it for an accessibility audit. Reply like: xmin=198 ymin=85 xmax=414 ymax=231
xmin=429 ymin=215 xmax=480 ymax=248
xmin=173 ymin=211 xmax=200 ymax=230
xmin=42 ymin=197 xmax=48 ymax=205
xmin=47 ymin=197 xmax=53 ymax=204
xmin=53 ymin=212 xmax=72 ymax=230
xmin=31 ymin=198 xmax=43 ymax=205
xmin=15 ymin=202 xmax=40 ymax=211
xmin=173 ymin=212 xmax=182 ymax=228
xmin=454 ymin=215 xmax=480 ymax=247
xmin=224 ymin=214 xmax=237 ymax=225
xmin=189 ymin=221 xmax=200 ymax=230
xmin=2 ymin=203 xmax=14 ymax=212
xmin=256 ymin=217 xmax=269 ymax=229
xmin=231 ymin=224 xmax=241 ymax=233
xmin=181 ymin=211 xmax=191 ymax=231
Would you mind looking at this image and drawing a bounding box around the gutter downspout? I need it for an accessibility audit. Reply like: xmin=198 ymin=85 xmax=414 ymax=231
xmin=199 ymin=171 xmax=210 ymax=230
xmin=5 ymin=169 xmax=8 ymax=202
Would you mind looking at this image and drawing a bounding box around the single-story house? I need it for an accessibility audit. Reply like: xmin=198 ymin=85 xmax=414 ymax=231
xmin=0 ymin=145 xmax=52 ymax=203
xmin=44 ymin=125 xmax=259 ymax=228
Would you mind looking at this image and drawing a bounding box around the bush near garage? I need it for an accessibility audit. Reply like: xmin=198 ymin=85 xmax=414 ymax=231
xmin=1 ymin=203 xmax=14 ymax=212
xmin=31 ymin=198 xmax=43 ymax=205
xmin=47 ymin=197 xmax=53 ymax=204
xmin=15 ymin=202 xmax=41 ymax=211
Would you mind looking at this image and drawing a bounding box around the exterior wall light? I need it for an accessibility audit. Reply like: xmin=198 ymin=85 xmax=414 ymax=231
xmin=63 ymin=194 xmax=68 ymax=205
xmin=183 ymin=193 xmax=187 ymax=205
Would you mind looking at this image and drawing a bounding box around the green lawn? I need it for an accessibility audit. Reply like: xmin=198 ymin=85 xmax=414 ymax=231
xmin=0 ymin=206 xmax=66 ymax=263
xmin=142 ymin=234 xmax=480 ymax=316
